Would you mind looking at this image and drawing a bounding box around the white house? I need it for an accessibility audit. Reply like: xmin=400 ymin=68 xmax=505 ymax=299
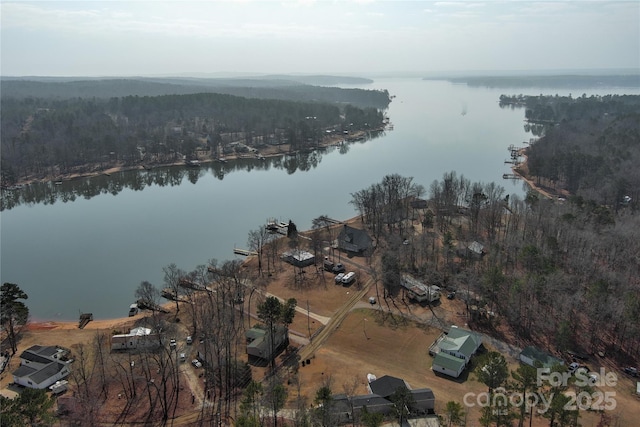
xmin=12 ymin=345 xmax=72 ymax=389
xmin=111 ymin=327 xmax=160 ymax=351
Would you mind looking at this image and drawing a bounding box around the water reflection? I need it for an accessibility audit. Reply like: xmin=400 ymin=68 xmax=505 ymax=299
xmin=0 ymin=131 xmax=381 ymax=211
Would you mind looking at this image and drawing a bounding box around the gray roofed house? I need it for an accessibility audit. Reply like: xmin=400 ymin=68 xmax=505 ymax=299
xmin=246 ymin=324 xmax=289 ymax=362
xmin=12 ymin=345 xmax=72 ymax=389
xmin=336 ymin=225 xmax=373 ymax=254
xmin=330 ymin=375 xmax=435 ymax=424
xmin=368 ymin=375 xmax=410 ymax=398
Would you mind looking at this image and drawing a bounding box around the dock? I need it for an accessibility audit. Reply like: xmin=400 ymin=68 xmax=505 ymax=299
xmin=502 ymin=173 xmax=521 ymax=180
xmin=233 ymin=248 xmax=258 ymax=256
xmin=78 ymin=313 xmax=93 ymax=329
xmin=136 ymin=298 xmax=169 ymax=313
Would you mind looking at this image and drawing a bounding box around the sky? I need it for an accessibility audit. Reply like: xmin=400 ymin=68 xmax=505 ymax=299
xmin=1 ymin=0 xmax=639 ymax=77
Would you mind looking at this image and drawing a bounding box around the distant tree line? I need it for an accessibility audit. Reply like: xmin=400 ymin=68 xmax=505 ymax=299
xmin=1 ymin=89 xmax=386 ymax=186
xmin=0 ymin=77 xmax=390 ymax=109
xmin=443 ymin=74 xmax=640 ymax=89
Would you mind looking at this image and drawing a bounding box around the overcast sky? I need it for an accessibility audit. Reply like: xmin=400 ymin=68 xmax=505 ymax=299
xmin=1 ymin=0 xmax=639 ymax=77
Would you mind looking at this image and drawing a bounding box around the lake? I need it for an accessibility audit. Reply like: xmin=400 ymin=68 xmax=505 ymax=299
xmin=1 ymin=77 xmax=636 ymax=321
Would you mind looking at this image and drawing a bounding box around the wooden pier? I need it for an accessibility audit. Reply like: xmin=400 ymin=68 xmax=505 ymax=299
xmin=78 ymin=313 xmax=93 ymax=329
xmin=136 ymin=298 xmax=169 ymax=313
xmin=233 ymin=248 xmax=258 ymax=257
xmin=502 ymin=173 xmax=521 ymax=180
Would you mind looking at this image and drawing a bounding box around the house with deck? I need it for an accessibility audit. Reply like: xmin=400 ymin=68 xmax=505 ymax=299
xmin=431 ymin=326 xmax=483 ymax=378
xmin=12 ymin=345 xmax=72 ymax=389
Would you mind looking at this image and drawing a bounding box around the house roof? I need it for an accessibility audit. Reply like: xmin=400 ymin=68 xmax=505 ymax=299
xmin=433 ymin=351 xmax=466 ymax=372
xmin=519 ymin=346 xmax=564 ymax=368
xmin=246 ymin=325 xmax=287 ymax=356
xmin=337 ymin=225 xmax=373 ymax=252
xmin=13 ymin=360 xmax=68 ymax=385
xmin=19 ymin=345 xmax=61 ymax=364
xmin=130 ymin=327 xmax=151 ymax=336
xmin=468 ymin=241 xmax=484 ymax=254
xmin=30 ymin=362 xmax=67 ymax=385
xmin=438 ymin=327 xmax=482 ymax=357
xmin=411 ymin=388 xmax=435 ymax=402
xmin=245 ymin=327 xmax=266 ymax=341
xmin=12 ymin=364 xmax=37 ymax=378
xmin=350 ymin=394 xmax=395 ymax=410
xmin=369 ymin=375 xmax=409 ymax=398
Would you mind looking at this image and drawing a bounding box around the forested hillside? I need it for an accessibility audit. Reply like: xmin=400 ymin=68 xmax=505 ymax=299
xmin=1 ymin=87 xmax=387 ymax=186
xmin=0 ymin=76 xmax=388 ymax=109
xmin=500 ymin=94 xmax=640 ymax=206
xmin=350 ymin=170 xmax=640 ymax=368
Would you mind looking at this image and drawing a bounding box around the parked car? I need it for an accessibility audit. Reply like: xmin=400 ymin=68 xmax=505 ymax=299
xmin=334 ymin=273 xmax=345 ymax=283
xmin=447 ymin=291 xmax=456 ymax=300
xmin=332 ymin=263 xmax=345 ymax=273
xmin=568 ymin=362 xmax=580 ymax=373
xmin=186 ymin=336 xmax=193 ymax=345
xmin=192 ymin=359 xmax=202 ymax=368
xmin=623 ymin=367 xmax=638 ymax=377
xmin=170 ymin=339 xmax=176 ymax=349
xmin=179 ymin=353 xmax=186 ymax=363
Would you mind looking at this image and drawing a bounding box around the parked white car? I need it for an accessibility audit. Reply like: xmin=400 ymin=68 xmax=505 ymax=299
xmin=192 ymin=359 xmax=202 ymax=368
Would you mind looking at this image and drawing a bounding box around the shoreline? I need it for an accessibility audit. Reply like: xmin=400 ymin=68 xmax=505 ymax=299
xmin=6 ymin=129 xmax=377 ymax=188
xmin=510 ymin=147 xmax=569 ymax=200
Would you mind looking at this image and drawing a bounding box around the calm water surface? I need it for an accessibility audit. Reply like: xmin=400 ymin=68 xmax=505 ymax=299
xmin=2 ymin=78 xmax=636 ymax=320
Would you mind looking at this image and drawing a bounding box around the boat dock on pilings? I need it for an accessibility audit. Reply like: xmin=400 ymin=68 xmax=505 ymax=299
xmin=233 ymin=248 xmax=258 ymax=256
xmin=502 ymin=173 xmax=521 ymax=180
xmin=78 ymin=313 xmax=93 ymax=329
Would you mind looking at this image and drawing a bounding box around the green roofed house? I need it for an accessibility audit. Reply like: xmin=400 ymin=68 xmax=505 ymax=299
xmin=433 ymin=352 xmax=466 ymax=378
xmin=431 ymin=326 xmax=483 ymax=378
xmin=519 ymin=346 xmax=564 ymax=369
